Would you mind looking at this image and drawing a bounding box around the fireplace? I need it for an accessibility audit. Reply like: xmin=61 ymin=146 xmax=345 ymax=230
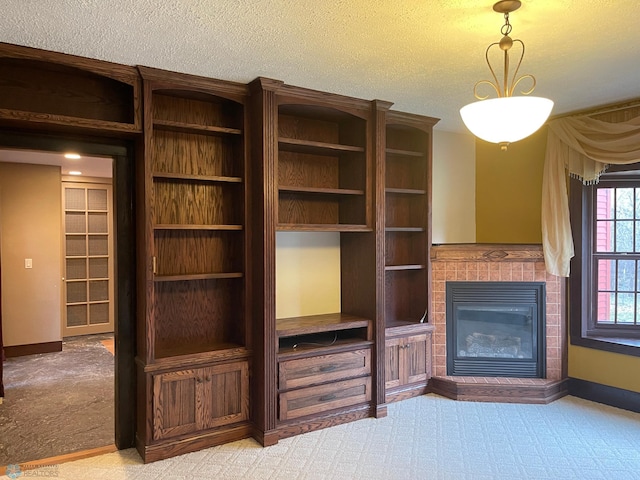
xmin=446 ymin=282 xmax=546 ymax=378
xmin=429 ymin=244 xmax=567 ymax=403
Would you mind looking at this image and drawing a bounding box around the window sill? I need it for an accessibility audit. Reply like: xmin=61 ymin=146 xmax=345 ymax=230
xmin=571 ymin=335 xmax=640 ymax=357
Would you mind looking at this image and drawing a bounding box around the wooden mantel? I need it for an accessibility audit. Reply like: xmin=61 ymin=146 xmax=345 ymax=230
xmin=431 ymin=244 xmax=544 ymax=263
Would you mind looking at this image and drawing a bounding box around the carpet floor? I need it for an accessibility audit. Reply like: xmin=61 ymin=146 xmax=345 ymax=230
xmin=0 ymin=334 xmax=114 ymax=465
xmin=2 ymin=393 xmax=639 ymax=480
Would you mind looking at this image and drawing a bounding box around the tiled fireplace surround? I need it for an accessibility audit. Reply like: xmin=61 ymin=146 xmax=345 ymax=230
xmin=429 ymin=244 xmax=568 ymax=403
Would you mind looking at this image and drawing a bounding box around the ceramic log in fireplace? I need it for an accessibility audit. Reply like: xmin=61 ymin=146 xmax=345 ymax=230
xmin=446 ymin=282 xmax=546 ymax=378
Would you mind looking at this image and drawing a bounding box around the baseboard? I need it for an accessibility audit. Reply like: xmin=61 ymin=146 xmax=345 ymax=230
xmin=275 ymin=404 xmax=372 ymax=442
xmin=4 ymin=341 xmax=62 ymax=358
xmin=141 ymin=423 xmax=252 ymax=463
xmin=568 ymin=377 xmax=640 ymax=414
xmin=251 ymin=426 xmax=280 ymax=447
xmin=386 ymin=383 xmax=428 ymax=404
xmin=0 ymin=444 xmax=117 ymax=476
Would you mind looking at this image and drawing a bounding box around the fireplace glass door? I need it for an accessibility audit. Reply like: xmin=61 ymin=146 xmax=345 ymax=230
xmin=446 ymin=282 xmax=545 ymax=378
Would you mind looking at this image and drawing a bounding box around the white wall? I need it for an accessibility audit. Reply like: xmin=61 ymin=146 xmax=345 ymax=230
xmin=0 ymin=162 xmax=62 ymax=346
xmin=432 ymin=130 xmax=476 ymax=244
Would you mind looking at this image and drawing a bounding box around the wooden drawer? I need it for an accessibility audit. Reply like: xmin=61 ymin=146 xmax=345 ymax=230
xmin=278 ymin=349 xmax=371 ymax=390
xmin=279 ymin=376 xmax=371 ymax=421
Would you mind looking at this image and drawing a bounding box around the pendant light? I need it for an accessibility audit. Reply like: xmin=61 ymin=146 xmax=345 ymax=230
xmin=460 ymin=0 xmax=553 ymax=150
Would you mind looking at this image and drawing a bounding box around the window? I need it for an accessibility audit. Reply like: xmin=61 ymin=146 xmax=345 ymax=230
xmin=570 ymin=165 xmax=640 ymax=356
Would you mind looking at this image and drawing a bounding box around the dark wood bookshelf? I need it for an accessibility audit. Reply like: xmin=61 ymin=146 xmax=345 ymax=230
xmin=385 ymin=264 xmax=425 ymax=271
xmin=278 ymin=185 xmax=365 ymax=196
xmin=385 ymin=147 xmax=424 ymax=158
xmin=153 ymin=118 xmax=242 ymax=136
xmin=136 ymin=66 xmax=251 ymax=462
xmin=152 ymin=172 xmax=242 ymax=183
xmin=153 ymin=224 xmax=243 ymax=230
xmin=154 ymin=272 xmax=243 ymax=282
xmin=277 ymin=223 xmax=370 ymax=232
xmin=385 ymin=187 xmax=426 ymax=195
xmin=276 ymin=312 xmax=371 ymax=338
xmin=279 ymin=137 xmax=365 ymax=155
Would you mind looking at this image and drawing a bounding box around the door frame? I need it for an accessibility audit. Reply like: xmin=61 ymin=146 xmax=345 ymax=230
xmin=0 ymin=130 xmax=137 ymax=449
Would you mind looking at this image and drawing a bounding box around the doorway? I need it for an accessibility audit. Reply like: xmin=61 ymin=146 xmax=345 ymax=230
xmin=0 ymin=149 xmax=116 ymax=463
xmin=0 ymin=131 xmax=136 ymax=460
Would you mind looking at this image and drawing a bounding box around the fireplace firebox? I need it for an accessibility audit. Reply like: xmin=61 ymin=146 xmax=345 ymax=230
xmin=446 ymin=282 xmax=546 ymax=378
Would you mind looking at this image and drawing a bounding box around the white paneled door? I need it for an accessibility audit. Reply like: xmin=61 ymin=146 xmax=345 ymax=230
xmin=62 ymin=181 xmax=114 ymax=336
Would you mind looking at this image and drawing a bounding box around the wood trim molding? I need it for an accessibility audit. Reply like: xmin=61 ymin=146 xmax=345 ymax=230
xmin=568 ymin=377 xmax=640 ymax=414
xmin=0 ymin=444 xmax=117 ymax=475
xmin=431 ymin=244 xmax=544 ymax=262
xmin=3 ymin=341 xmax=62 ymax=358
xmin=429 ymin=377 xmax=568 ymax=404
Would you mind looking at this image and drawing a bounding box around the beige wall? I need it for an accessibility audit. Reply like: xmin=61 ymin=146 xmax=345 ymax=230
xmin=275 ymin=232 xmax=341 ymax=319
xmin=432 ymin=130 xmax=476 ymax=244
xmin=0 ymin=162 xmax=62 ymax=346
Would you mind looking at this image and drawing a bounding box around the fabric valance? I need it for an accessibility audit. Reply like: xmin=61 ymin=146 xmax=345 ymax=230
xmin=541 ymin=114 xmax=640 ymax=277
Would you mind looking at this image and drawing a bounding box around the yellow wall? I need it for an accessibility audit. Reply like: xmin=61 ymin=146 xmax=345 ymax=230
xmin=475 ymin=128 xmax=547 ymax=243
xmin=0 ymin=161 xmax=62 ymax=346
xmin=475 ymin=126 xmax=640 ymax=394
xmin=569 ymin=345 xmax=640 ymax=392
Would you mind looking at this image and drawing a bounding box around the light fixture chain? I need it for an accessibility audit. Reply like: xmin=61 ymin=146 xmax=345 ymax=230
xmin=501 ymin=12 xmax=512 ymax=36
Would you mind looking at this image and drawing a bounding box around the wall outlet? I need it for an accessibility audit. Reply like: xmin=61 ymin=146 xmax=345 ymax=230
xmin=25 ymin=258 xmax=32 ymax=269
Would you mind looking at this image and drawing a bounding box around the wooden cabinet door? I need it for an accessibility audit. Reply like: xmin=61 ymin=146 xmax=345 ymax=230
xmin=385 ymin=338 xmax=403 ymax=390
xmin=153 ymin=361 xmax=249 ymax=440
xmin=404 ymin=334 xmax=431 ymax=385
xmin=152 ymin=369 xmax=200 ymax=440
xmin=385 ymin=333 xmax=432 ymax=390
xmin=199 ymin=361 xmax=249 ymax=430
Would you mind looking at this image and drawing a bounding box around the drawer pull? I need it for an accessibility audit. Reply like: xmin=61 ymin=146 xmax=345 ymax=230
xmin=319 ymin=393 xmax=337 ymax=402
xmin=319 ymin=365 xmax=337 ymax=372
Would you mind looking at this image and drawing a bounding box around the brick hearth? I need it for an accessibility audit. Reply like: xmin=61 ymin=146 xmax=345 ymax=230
xmin=429 ymin=244 xmax=568 ymax=403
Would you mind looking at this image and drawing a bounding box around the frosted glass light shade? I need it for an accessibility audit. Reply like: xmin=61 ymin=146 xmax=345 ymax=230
xmin=460 ymin=96 xmax=554 ymax=145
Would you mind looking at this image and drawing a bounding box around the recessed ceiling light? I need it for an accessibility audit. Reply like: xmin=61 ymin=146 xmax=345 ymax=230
xmin=64 ymin=153 xmax=81 ymax=159
xmin=69 ymin=171 xmax=82 ymax=176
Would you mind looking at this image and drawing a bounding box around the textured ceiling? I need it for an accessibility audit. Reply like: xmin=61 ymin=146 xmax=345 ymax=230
xmin=1 ymin=0 xmax=639 ymax=133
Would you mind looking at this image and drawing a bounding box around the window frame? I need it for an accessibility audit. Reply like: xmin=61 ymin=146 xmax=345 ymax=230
xmin=569 ymin=165 xmax=640 ymax=357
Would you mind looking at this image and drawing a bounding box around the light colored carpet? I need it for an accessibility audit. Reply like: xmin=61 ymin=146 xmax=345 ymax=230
xmin=3 ymin=393 xmax=640 ymax=480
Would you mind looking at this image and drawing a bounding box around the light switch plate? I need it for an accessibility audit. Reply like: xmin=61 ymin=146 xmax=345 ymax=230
xmin=25 ymin=258 xmax=33 ymax=269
